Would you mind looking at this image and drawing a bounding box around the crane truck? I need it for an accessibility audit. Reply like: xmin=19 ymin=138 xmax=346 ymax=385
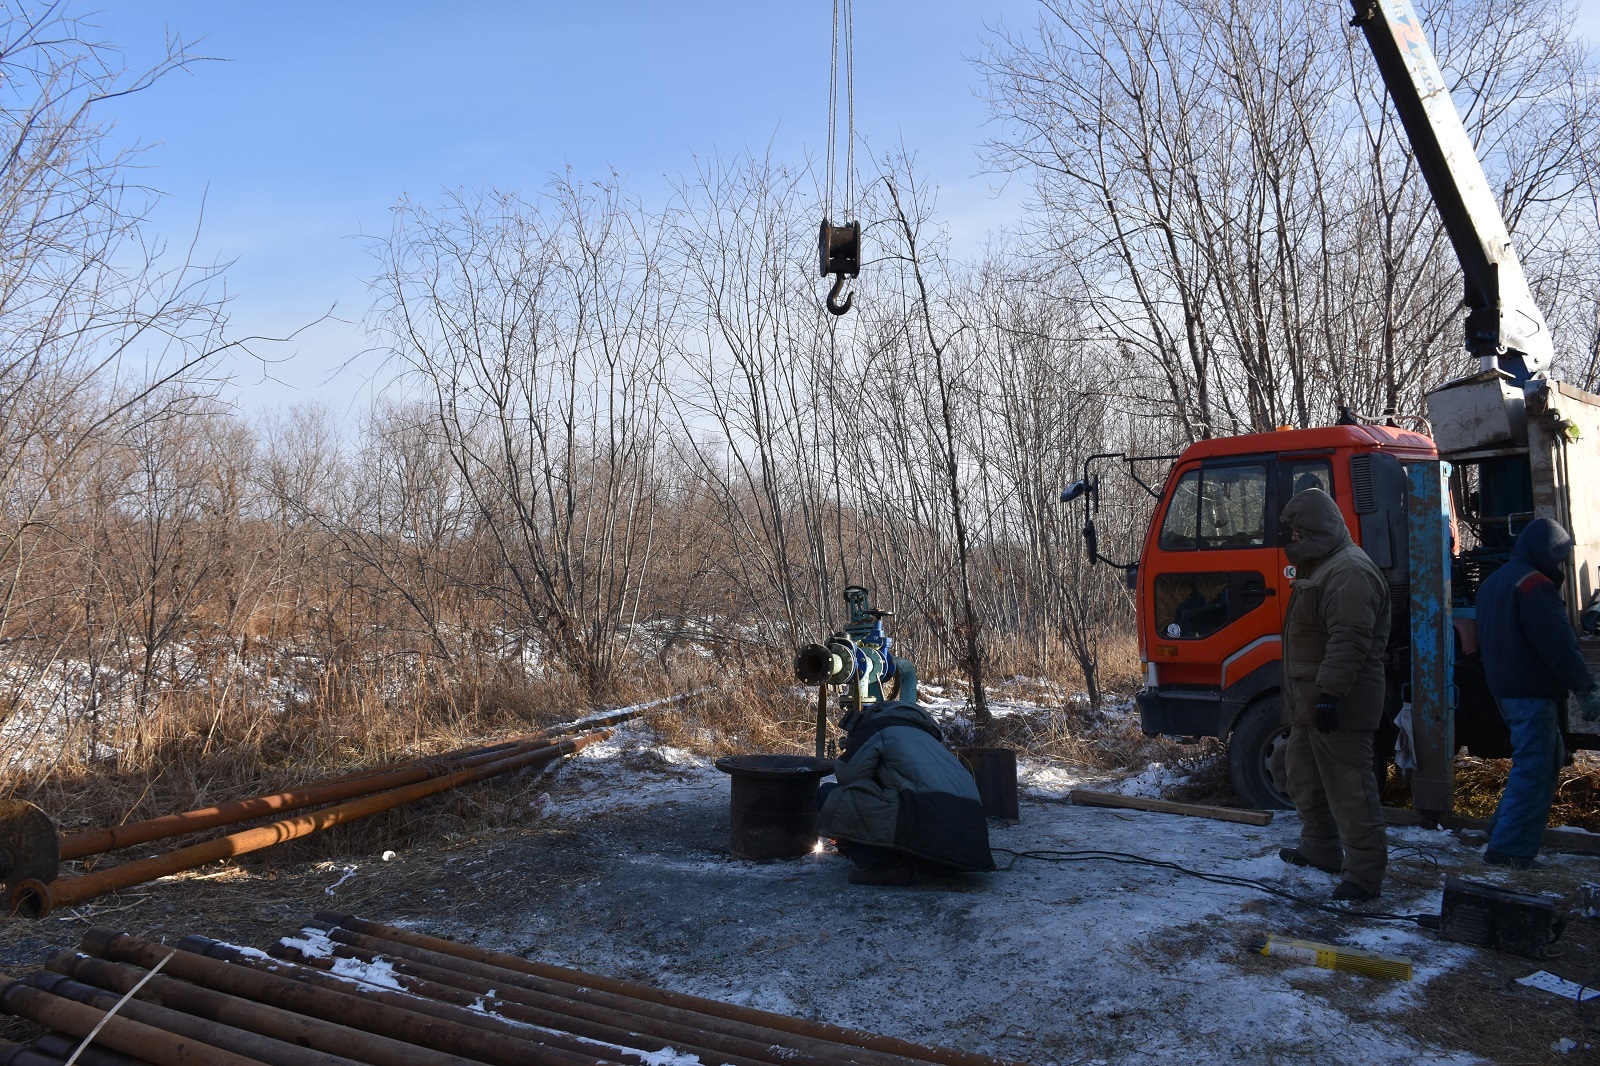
xmin=1064 ymin=0 xmax=1600 ymax=812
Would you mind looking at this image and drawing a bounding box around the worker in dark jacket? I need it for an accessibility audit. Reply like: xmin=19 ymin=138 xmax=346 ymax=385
xmin=1476 ymin=518 xmax=1600 ymax=868
xmin=818 ymin=700 xmax=994 ymax=886
xmin=1277 ymin=489 xmax=1390 ymax=902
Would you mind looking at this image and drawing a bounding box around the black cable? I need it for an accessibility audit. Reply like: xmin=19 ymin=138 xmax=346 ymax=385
xmin=993 ymin=847 xmax=1433 ymax=924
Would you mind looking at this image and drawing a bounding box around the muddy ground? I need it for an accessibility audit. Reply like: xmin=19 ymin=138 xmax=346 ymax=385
xmin=3 ymin=730 xmax=1600 ymax=1064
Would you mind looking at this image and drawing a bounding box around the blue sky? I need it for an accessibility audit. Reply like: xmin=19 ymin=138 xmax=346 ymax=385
xmin=91 ymin=2 xmax=1040 ymax=417
xmin=88 ymin=2 xmax=1600 ymax=419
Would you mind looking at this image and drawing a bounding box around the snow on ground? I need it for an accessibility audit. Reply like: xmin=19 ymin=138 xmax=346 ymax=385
xmin=373 ymin=715 xmax=1600 ymax=1065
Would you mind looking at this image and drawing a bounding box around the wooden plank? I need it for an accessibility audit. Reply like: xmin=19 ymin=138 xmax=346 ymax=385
xmin=1068 ymin=789 xmax=1274 ymax=826
xmin=1382 ymin=806 xmax=1600 ymax=856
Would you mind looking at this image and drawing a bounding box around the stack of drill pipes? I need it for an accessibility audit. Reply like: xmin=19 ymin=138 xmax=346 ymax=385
xmin=47 ymin=951 xmax=484 ymax=1066
xmin=58 ymin=691 xmax=696 ymax=864
xmin=262 ymin=933 xmax=829 ymax=1066
xmin=0 ymin=970 xmax=267 ymax=1066
xmin=186 ymin=937 xmax=709 ymax=1066
xmin=316 ymin=914 xmax=1021 ymax=1066
xmin=25 ymin=970 xmax=370 ymax=1066
xmin=71 ymin=931 xmax=623 ymax=1066
xmin=9 ymin=731 xmax=611 ymax=919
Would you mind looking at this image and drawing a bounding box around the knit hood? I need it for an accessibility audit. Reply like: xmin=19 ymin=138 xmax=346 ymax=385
xmin=1512 ymin=518 xmax=1574 ymax=583
xmin=1281 ymin=488 xmax=1352 ymax=568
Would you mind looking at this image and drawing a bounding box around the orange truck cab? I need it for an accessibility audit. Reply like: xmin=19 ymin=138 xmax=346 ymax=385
xmin=1133 ymin=423 xmax=1435 ymax=807
xmin=1124 ymin=387 xmax=1600 ymax=810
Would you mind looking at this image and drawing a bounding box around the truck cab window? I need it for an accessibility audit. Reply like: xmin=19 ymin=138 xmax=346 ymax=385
xmin=1159 ymin=464 xmax=1268 ymax=551
xmin=1285 ymin=459 xmax=1333 ymax=498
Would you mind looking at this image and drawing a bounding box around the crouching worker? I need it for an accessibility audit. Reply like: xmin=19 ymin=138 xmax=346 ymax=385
xmin=818 ymin=700 xmax=994 ymax=886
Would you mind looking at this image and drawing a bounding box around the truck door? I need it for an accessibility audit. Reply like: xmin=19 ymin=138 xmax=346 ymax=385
xmin=1146 ymin=459 xmax=1276 ymax=686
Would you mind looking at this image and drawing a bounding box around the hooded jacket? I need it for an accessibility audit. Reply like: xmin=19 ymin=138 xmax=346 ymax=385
xmin=1279 ymin=489 xmax=1391 ymax=729
xmin=817 ymin=701 xmax=994 ymax=871
xmin=1477 ymin=518 xmax=1595 ymax=700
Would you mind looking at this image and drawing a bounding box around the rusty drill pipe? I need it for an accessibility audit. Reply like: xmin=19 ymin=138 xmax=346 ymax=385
xmin=78 ymin=931 xmax=616 ymax=1066
xmin=0 ymin=974 xmax=267 ymax=1066
xmin=179 ymin=937 xmax=629 ymax=1066
xmin=49 ymin=953 xmax=477 ymax=1066
xmin=57 ymin=691 xmax=691 ymax=862
xmin=59 ymin=737 xmax=543 ymax=862
xmin=283 ymin=925 xmax=917 ymax=1066
xmin=12 ymin=732 xmax=608 ymax=919
xmin=319 ymin=913 xmax=1021 ymax=1066
xmin=26 ymin=971 xmax=367 ymax=1066
xmin=0 ymin=1040 xmax=67 ymax=1066
xmin=30 ymin=1033 xmax=149 ymax=1066
xmin=268 ymin=937 xmax=800 ymax=1066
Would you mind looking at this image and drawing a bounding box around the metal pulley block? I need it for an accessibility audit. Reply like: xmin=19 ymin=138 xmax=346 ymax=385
xmin=818 ymin=219 xmax=860 ymax=316
xmin=818 ymin=219 xmax=861 ymax=278
xmin=0 ymin=799 xmax=59 ymax=900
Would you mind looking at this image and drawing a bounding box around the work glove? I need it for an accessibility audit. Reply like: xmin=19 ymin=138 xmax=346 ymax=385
xmin=1578 ymin=688 xmax=1600 ymax=723
xmin=1314 ymin=693 xmax=1341 ymax=734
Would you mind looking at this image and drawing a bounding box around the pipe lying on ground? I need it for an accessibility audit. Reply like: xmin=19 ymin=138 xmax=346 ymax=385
xmin=30 ymin=1032 xmax=147 ymax=1066
xmin=282 ymin=923 xmax=920 ymax=1066
xmin=49 ymin=952 xmax=478 ymax=1066
xmin=266 ymin=936 xmax=796 ymax=1066
xmin=0 ymin=1039 xmax=67 ymax=1066
xmin=0 ymin=972 xmax=267 ymax=1066
xmin=11 ymin=731 xmax=609 ymax=919
xmin=57 ymin=692 xmax=695 ymax=863
xmin=319 ymin=913 xmax=1015 ymax=1066
xmin=78 ymin=931 xmax=616 ymax=1066
xmin=182 ymin=936 xmax=644 ymax=1066
xmin=26 ymin=971 xmax=366 ymax=1066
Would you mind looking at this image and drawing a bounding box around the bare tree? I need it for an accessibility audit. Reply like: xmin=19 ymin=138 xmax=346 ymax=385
xmin=371 ymin=179 xmax=672 ymax=696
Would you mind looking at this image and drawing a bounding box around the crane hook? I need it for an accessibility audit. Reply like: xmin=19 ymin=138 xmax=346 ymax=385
xmin=825 ymin=273 xmax=853 ymax=317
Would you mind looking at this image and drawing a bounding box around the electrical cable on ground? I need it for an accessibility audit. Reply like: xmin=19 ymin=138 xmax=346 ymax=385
xmin=992 ymin=847 xmax=1435 ymax=925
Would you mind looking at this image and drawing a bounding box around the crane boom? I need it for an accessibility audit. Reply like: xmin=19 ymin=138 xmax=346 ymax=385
xmin=1349 ymin=0 xmax=1553 ymax=381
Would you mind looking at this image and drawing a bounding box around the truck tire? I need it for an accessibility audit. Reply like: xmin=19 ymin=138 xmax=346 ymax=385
xmin=1227 ymin=696 xmax=1293 ymax=810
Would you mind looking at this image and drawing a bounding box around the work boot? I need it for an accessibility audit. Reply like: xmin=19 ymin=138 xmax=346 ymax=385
xmin=1279 ymin=847 xmax=1338 ymax=873
xmin=1331 ymin=881 xmax=1377 ymax=903
xmin=847 ymin=859 xmax=915 ymax=886
xmin=1483 ymin=848 xmax=1547 ymax=870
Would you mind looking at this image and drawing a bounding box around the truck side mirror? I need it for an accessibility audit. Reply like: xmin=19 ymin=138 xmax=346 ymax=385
xmin=1061 ymin=479 xmax=1089 ymax=504
xmin=1083 ymin=516 xmax=1100 ymax=565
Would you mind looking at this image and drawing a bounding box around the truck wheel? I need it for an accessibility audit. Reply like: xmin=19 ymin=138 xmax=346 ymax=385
xmin=1227 ymin=697 xmax=1293 ymax=810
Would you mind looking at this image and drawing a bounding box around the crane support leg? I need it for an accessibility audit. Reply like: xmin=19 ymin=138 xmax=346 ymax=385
xmin=1407 ymin=459 xmax=1455 ymax=817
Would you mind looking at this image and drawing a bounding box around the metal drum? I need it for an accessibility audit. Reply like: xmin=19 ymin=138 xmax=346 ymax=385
xmin=957 ymin=746 xmax=1020 ymax=821
xmin=714 ymin=754 xmax=833 ymax=860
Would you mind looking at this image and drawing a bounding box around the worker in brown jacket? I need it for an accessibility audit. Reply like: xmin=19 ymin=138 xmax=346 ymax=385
xmin=1277 ymin=488 xmax=1390 ymax=902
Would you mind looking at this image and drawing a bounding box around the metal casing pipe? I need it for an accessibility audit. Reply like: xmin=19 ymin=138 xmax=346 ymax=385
xmin=79 ymin=932 xmax=612 ymax=1066
xmin=26 ymin=971 xmax=366 ymax=1066
xmin=0 ymin=974 xmax=266 ymax=1066
xmin=181 ymin=936 xmax=625 ymax=1066
xmin=318 ymin=913 xmax=1022 ymax=1066
xmin=13 ymin=732 xmax=608 ymax=918
xmin=289 ymin=923 xmax=915 ymax=1066
xmin=270 ymin=936 xmax=801 ymax=1066
xmin=49 ymin=952 xmax=476 ymax=1066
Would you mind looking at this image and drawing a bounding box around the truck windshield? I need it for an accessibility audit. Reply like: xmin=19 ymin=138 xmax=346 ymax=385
xmin=1159 ymin=464 xmax=1269 ymax=550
